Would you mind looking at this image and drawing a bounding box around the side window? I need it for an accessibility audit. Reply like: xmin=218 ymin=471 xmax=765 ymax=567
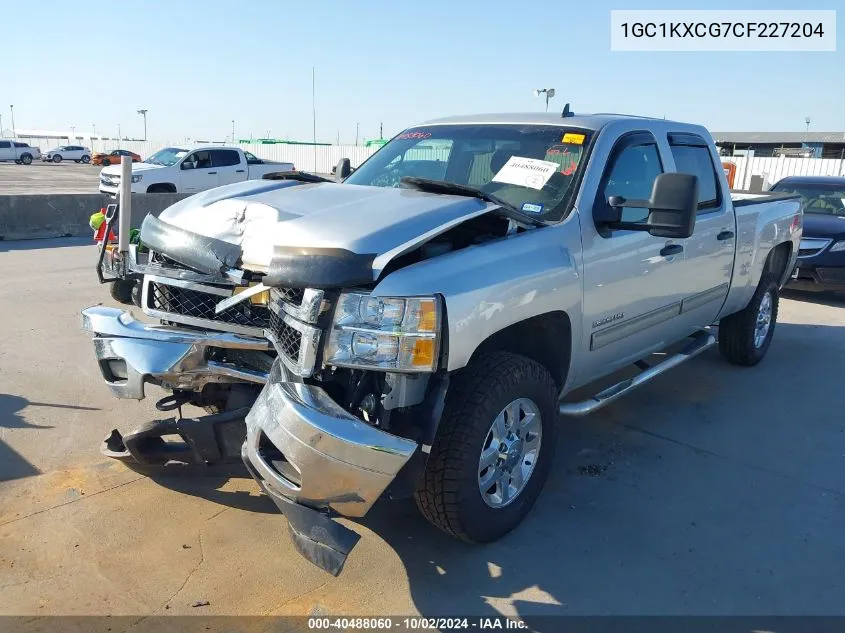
xmin=192 ymin=151 xmax=212 ymax=169
xmin=244 ymin=151 xmax=262 ymax=165
xmin=668 ymin=139 xmax=720 ymax=211
xmin=0 ymin=141 xmax=11 ymax=149
xmin=211 ymin=150 xmax=241 ymax=167
xmin=599 ymin=140 xmax=663 ymax=224
xmin=13 ymin=142 xmax=28 ymax=148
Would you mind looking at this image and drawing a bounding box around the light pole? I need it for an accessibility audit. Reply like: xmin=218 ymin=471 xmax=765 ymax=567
xmin=10 ymin=105 xmax=16 ymax=138
xmin=232 ymin=119 xmax=235 ymax=143
xmin=355 ymin=122 xmax=360 ymax=146
xmin=0 ymin=114 xmax=3 ymax=137
xmin=137 ymin=109 xmax=148 ymax=140
xmin=533 ymin=88 xmax=556 ymax=112
xmin=93 ymin=123 xmax=96 ymax=137
xmin=805 ymin=116 xmax=811 ymax=139
xmin=71 ymin=126 xmax=76 ymax=140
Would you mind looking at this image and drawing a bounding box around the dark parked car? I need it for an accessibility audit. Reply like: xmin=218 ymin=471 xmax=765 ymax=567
xmin=770 ymin=176 xmax=845 ymax=288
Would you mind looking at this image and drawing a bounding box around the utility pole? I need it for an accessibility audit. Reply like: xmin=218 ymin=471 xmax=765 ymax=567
xmin=137 ymin=109 xmax=148 ymax=140
xmin=118 ymin=124 xmax=121 ymax=142
xmin=93 ymin=123 xmax=96 ymax=137
xmin=10 ymin=105 xmax=16 ymax=138
xmin=0 ymin=114 xmax=3 ymax=137
xmin=232 ymin=119 xmax=235 ymax=143
xmin=71 ymin=126 xmax=76 ymax=139
xmin=312 ymin=66 xmax=317 ymax=172
xmin=355 ymin=122 xmax=360 ymax=146
xmin=380 ymin=121 xmax=383 ymax=139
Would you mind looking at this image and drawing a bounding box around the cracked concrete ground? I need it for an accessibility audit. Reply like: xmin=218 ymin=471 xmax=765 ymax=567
xmin=1 ymin=238 xmax=844 ymax=618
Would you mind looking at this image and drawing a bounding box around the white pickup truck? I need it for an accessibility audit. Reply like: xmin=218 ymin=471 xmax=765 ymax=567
xmin=0 ymin=140 xmax=41 ymax=164
xmin=98 ymin=146 xmax=293 ymax=195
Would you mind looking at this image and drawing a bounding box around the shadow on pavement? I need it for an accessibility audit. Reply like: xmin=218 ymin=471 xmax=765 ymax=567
xmin=1 ymin=394 xmax=100 ymax=480
xmin=0 ymin=236 xmax=92 ymax=253
xmin=782 ymin=287 xmax=845 ymax=308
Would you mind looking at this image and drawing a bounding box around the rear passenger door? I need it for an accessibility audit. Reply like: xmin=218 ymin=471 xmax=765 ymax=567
xmin=211 ymin=149 xmax=244 ymax=185
xmin=668 ymin=134 xmax=735 ymax=328
xmin=0 ymin=141 xmax=12 ymax=161
xmin=579 ymin=131 xmax=690 ymax=383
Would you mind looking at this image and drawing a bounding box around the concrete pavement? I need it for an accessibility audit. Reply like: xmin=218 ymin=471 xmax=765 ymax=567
xmin=1 ymin=239 xmax=844 ymax=619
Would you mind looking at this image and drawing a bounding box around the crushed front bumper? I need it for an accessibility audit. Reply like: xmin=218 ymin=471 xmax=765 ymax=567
xmin=243 ymin=378 xmax=418 ymax=574
xmin=81 ymin=305 xmax=270 ymax=400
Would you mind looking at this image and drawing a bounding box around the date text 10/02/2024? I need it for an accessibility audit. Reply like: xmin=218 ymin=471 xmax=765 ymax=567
xmin=307 ymin=617 xmax=528 ymax=630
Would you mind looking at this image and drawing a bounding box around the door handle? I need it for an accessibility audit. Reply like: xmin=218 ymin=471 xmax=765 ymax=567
xmin=236 ymin=169 xmax=245 ymax=173
xmin=660 ymin=244 xmax=683 ymax=257
xmin=717 ymin=230 xmax=734 ymax=241
xmin=207 ymin=171 xmax=217 ymax=175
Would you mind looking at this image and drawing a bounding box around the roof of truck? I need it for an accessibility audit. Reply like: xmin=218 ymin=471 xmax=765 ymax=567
xmin=419 ymin=112 xmax=678 ymax=130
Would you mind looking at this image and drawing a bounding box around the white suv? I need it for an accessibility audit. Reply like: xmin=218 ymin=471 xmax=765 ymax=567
xmin=43 ymin=145 xmax=92 ymax=163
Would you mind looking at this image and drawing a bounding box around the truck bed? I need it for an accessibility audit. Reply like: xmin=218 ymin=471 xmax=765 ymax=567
xmin=730 ymin=191 xmax=801 ymax=207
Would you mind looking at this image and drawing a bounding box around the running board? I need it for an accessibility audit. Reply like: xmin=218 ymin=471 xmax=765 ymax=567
xmin=559 ymin=331 xmax=717 ymax=416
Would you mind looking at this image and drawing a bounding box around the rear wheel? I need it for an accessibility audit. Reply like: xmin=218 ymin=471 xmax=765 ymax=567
xmin=20 ymin=154 xmax=32 ymax=165
xmin=81 ymin=154 xmax=90 ymax=164
xmin=52 ymin=154 xmax=62 ymax=163
xmin=719 ymin=274 xmax=779 ymax=366
xmin=415 ymin=351 xmax=558 ymax=543
xmin=102 ymin=158 xmax=111 ymax=166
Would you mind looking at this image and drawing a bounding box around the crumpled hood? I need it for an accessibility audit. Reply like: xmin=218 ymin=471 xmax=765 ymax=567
xmin=157 ymin=180 xmax=494 ymax=272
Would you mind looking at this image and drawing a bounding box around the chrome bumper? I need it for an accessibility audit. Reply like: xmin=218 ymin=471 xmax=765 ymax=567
xmin=81 ymin=305 xmax=270 ymax=400
xmin=244 ymin=380 xmax=418 ymax=518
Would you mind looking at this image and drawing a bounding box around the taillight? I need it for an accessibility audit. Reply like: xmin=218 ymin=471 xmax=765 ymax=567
xmin=790 ymin=214 xmax=802 ymax=232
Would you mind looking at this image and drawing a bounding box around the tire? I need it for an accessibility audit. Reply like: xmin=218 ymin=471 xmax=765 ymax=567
xmin=14 ymin=160 xmax=21 ymax=165
xmin=415 ymin=351 xmax=558 ymax=543
xmin=20 ymin=154 xmax=32 ymax=165
xmin=74 ymin=160 xmax=80 ymax=163
xmin=81 ymin=155 xmax=90 ymax=164
xmin=109 ymin=279 xmax=135 ymax=304
xmin=102 ymin=158 xmax=111 ymax=166
xmin=718 ymin=274 xmax=779 ymax=366
xmin=147 ymin=184 xmax=175 ymax=193
xmin=52 ymin=154 xmax=62 ymax=163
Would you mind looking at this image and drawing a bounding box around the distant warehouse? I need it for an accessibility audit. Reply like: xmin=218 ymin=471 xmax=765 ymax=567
xmin=713 ymin=132 xmax=845 ymax=159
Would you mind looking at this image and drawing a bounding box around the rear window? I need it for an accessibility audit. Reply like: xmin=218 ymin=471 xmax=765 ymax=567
xmin=668 ymin=138 xmax=720 ymax=210
xmin=13 ymin=142 xmax=29 ymax=148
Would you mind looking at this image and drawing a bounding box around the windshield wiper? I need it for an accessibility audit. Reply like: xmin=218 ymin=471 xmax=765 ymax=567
xmin=263 ymin=170 xmax=333 ymax=183
xmin=400 ymin=177 xmax=543 ymax=226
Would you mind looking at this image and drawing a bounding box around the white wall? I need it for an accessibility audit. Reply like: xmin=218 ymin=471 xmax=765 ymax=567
xmin=726 ymin=156 xmax=845 ymax=190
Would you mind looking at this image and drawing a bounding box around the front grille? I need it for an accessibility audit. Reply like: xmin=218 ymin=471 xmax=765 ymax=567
xmin=149 ymin=282 xmax=271 ymax=330
xmin=269 ymin=309 xmax=303 ymax=360
xmin=276 ymin=287 xmax=305 ymax=306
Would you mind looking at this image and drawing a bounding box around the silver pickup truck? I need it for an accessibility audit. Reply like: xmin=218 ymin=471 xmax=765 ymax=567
xmin=82 ymin=111 xmax=802 ymax=574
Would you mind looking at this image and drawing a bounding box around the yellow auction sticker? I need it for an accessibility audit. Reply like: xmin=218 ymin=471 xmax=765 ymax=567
xmin=562 ymin=133 xmax=585 ymax=145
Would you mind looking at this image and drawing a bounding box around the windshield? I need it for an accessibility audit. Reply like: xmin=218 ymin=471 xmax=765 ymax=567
xmin=771 ymin=182 xmax=845 ymax=216
xmin=345 ymin=124 xmax=592 ymax=219
xmin=144 ymin=147 xmax=189 ymax=166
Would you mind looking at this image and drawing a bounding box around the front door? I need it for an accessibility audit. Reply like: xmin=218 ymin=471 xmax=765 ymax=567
xmin=578 ymin=131 xmax=690 ymax=384
xmin=179 ymin=150 xmax=219 ymax=193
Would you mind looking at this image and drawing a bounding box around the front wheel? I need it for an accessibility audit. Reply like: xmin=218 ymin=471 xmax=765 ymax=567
xmin=718 ymin=274 xmax=779 ymax=366
xmin=20 ymin=154 xmax=32 ymax=165
xmin=102 ymin=158 xmax=111 ymax=166
xmin=109 ymin=279 xmax=135 ymax=304
xmin=415 ymin=351 xmax=558 ymax=543
xmin=52 ymin=154 xmax=62 ymax=163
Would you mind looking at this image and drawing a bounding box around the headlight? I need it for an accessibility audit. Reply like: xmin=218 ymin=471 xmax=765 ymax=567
xmin=324 ymin=292 xmax=440 ymax=372
xmin=830 ymin=240 xmax=845 ymax=253
xmin=131 ymin=175 xmax=143 ymax=183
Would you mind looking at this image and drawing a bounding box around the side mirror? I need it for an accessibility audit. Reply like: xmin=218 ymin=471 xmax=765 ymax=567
xmin=181 ymin=161 xmax=195 ymax=170
xmin=335 ymin=158 xmax=352 ymax=182
xmin=603 ymin=173 xmax=699 ymax=239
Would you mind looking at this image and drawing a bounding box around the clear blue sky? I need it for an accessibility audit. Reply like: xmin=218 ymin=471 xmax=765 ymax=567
xmin=2 ymin=0 xmax=841 ymax=142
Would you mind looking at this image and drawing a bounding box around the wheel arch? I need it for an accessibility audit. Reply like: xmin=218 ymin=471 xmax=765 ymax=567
xmin=764 ymin=241 xmax=793 ymax=287
xmin=464 ymin=311 xmax=572 ymax=391
xmin=146 ymin=182 xmax=177 ymax=193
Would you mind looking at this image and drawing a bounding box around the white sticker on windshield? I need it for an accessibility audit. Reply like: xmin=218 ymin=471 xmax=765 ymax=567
xmin=492 ymin=156 xmax=560 ymax=190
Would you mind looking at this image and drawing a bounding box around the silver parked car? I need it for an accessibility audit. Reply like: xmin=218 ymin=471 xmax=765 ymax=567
xmin=42 ymin=145 xmax=91 ymax=163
